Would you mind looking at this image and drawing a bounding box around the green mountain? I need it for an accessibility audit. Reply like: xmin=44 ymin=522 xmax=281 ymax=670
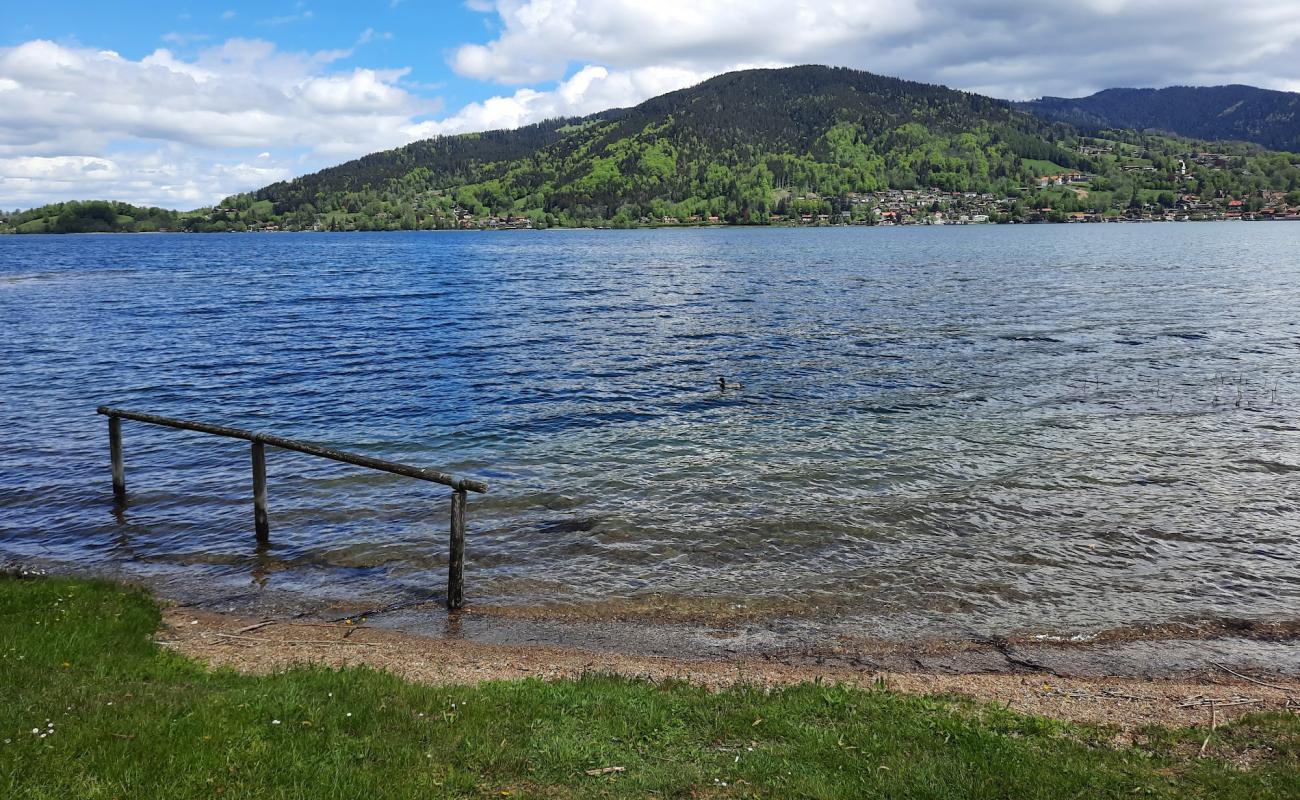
xmin=1017 ymin=85 xmax=1300 ymax=152
xmin=4 ymin=66 xmax=1300 ymax=233
xmin=228 ymin=65 xmax=1096 ymax=229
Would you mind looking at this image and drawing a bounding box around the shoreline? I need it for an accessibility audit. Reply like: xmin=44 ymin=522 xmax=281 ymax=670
xmin=10 ymin=574 xmax=1299 ymax=796
xmin=4 ymin=216 xmax=1300 ymax=236
xmin=161 ymin=604 xmax=1300 ymax=730
xmin=10 ymin=559 xmax=1300 ymax=684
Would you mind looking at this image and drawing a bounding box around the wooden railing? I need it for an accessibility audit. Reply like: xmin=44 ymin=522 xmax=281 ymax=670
xmin=96 ymin=407 xmax=488 ymax=609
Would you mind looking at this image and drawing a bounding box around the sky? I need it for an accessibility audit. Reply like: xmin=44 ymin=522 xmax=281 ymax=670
xmin=3 ymin=0 xmax=1300 ymax=210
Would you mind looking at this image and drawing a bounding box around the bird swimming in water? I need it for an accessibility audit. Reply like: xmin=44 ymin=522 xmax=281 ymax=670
xmin=718 ymin=376 xmax=743 ymax=391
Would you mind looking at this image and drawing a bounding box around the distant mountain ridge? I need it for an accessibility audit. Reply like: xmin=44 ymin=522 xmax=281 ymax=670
xmin=229 ymin=65 xmax=1096 ymax=228
xmin=1016 ymin=85 xmax=1300 ymax=151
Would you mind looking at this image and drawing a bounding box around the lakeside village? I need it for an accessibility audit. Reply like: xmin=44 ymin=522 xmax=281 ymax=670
xmin=401 ymin=188 xmax=1299 ymax=230
xmin=277 ymin=145 xmax=1300 ymax=231
xmin=649 ymin=182 xmax=1300 ymax=228
xmin=329 ymin=142 xmax=1300 ymax=230
xmin=411 ymin=181 xmax=1300 ymax=230
xmin=457 ymin=146 xmax=1299 ymax=229
xmin=238 ymin=182 xmax=1300 ymax=232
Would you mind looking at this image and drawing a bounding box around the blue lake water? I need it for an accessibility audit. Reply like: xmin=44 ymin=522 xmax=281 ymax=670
xmin=1 ymin=225 xmax=1298 ymax=639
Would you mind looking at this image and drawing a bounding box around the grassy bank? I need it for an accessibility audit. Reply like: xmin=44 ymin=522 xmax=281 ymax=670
xmin=2 ymin=575 xmax=1297 ymax=798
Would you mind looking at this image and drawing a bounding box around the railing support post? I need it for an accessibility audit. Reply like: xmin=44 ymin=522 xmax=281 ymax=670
xmin=251 ymin=440 xmax=269 ymax=543
xmin=109 ymin=415 xmax=126 ymax=504
xmin=96 ymin=407 xmax=487 ymax=602
xmin=448 ymin=488 xmax=467 ymax=610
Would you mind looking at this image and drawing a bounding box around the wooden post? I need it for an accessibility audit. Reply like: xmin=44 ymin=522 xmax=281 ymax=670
xmin=251 ymin=440 xmax=269 ymax=543
xmin=109 ymin=415 xmax=126 ymax=503
xmin=448 ymin=488 xmax=466 ymax=610
xmin=95 ymin=406 xmax=488 ymax=602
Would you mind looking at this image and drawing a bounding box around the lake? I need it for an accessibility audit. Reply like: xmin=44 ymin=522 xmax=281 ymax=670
xmin=1 ymin=224 xmax=1298 ymax=642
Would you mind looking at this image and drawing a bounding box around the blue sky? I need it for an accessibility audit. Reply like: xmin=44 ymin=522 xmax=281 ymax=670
xmin=2 ymin=1 xmax=497 ymax=111
xmin=3 ymin=1 xmax=1299 ymax=209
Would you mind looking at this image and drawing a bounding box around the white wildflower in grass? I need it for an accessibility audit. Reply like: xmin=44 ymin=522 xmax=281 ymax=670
xmin=346 ymin=712 xmax=352 ymax=717
xmin=271 ymin=720 xmax=281 ymax=725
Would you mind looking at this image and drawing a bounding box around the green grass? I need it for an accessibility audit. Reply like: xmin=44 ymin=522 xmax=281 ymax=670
xmin=1020 ymin=159 xmax=1068 ymax=176
xmin=2 ymin=576 xmax=1298 ymax=799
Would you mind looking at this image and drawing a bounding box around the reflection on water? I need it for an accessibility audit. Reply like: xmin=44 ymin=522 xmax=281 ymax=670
xmin=1 ymin=225 xmax=1298 ymax=639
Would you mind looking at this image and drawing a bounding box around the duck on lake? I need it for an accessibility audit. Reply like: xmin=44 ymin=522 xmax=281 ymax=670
xmin=718 ymin=376 xmax=743 ymax=391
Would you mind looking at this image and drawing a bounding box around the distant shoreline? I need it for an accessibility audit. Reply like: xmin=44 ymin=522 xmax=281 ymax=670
xmin=4 ymin=217 xmax=1298 ymax=236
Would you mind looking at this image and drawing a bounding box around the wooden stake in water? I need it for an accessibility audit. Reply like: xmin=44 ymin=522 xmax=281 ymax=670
xmin=109 ymin=415 xmax=126 ymax=503
xmin=448 ymin=488 xmax=467 ymax=610
xmin=251 ymin=440 xmax=269 ymax=543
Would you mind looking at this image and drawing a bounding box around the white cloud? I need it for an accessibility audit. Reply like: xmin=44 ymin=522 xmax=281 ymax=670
xmin=453 ymin=0 xmax=1300 ymax=99
xmin=0 ymin=149 xmax=292 ymax=209
xmin=260 ymin=1 xmax=314 ymax=27
xmin=0 ymin=38 xmax=442 ymax=208
xmin=357 ymin=28 xmax=393 ymax=45
xmin=0 ymin=38 xmax=434 ymax=156
xmin=422 ymin=64 xmax=726 ymax=135
xmin=453 ymin=1 xmax=923 ymax=84
xmin=161 ymin=32 xmax=211 ymax=46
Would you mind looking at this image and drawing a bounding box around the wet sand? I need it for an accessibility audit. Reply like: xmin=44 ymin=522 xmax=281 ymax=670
xmin=122 ymin=565 xmax=1300 ymax=680
xmin=160 ymin=604 xmax=1300 ymax=731
xmin=12 ymin=560 xmax=1300 ymax=725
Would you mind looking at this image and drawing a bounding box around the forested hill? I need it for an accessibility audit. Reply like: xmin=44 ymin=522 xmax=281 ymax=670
xmin=1017 ymin=85 xmax=1300 ymax=152
xmin=230 ymin=65 xmax=1091 ymax=228
xmin=259 ymin=66 xmax=1074 ymax=208
xmin=1 ymin=200 xmax=189 ymax=234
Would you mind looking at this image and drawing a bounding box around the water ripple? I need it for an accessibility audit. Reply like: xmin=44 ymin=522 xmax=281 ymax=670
xmin=1 ymin=225 xmax=1299 ymax=639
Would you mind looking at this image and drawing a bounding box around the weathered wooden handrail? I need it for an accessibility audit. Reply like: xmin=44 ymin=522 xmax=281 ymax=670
xmin=96 ymin=406 xmax=487 ymax=609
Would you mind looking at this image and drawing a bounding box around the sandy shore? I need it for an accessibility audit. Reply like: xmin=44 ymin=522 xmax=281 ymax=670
xmin=160 ymin=606 xmax=1300 ymax=731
